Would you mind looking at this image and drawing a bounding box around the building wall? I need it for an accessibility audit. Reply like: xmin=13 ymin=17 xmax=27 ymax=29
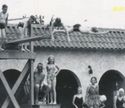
xmin=35 ymin=48 xmax=125 ymax=97
xmin=0 ymin=60 xmax=27 ymax=72
xmin=0 ymin=48 xmax=125 ymax=98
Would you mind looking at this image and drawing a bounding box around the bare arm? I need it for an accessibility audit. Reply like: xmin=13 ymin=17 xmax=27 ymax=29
xmin=34 ymin=72 xmax=36 ymax=85
xmin=55 ymin=65 xmax=60 ymax=76
xmin=72 ymin=95 xmax=78 ymax=108
xmin=114 ymin=96 xmax=117 ymax=108
xmin=40 ymin=74 xmax=45 ymax=86
xmin=6 ymin=14 xmax=8 ymax=26
xmin=85 ymin=86 xmax=89 ymax=104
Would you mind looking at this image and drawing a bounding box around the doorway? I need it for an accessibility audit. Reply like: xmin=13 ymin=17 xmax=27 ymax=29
xmin=99 ymin=70 xmax=125 ymax=108
xmin=56 ymin=70 xmax=81 ymax=108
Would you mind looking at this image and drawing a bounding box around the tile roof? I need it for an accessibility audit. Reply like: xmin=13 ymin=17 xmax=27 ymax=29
xmin=6 ymin=24 xmax=125 ymax=50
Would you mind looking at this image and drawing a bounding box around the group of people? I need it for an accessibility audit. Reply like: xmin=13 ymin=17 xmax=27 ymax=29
xmin=33 ymin=55 xmax=125 ymax=108
xmin=34 ymin=55 xmax=59 ymax=105
xmin=1 ymin=4 xmax=125 ymax=108
xmin=73 ymin=76 xmax=125 ymax=108
xmin=0 ymin=4 xmax=43 ymax=51
xmin=34 ymin=58 xmax=107 ymax=108
xmin=73 ymin=77 xmax=106 ymax=108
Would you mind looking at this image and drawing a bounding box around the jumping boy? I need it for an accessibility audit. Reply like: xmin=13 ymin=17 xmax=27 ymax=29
xmin=0 ymin=4 xmax=8 ymax=50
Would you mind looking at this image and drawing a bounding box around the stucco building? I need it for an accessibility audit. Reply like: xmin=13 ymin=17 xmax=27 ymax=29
xmin=0 ymin=24 xmax=125 ymax=108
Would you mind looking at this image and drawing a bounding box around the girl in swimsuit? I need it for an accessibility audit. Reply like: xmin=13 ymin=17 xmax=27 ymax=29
xmin=46 ymin=55 xmax=59 ymax=104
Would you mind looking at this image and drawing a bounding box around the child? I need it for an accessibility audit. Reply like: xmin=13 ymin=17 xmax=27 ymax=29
xmin=72 ymin=87 xmax=84 ymax=108
xmin=99 ymin=95 xmax=107 ymax=108
xmin=114 ymin=88 xmax=125 ymax=108
xmin=46 ymin=55 xmax=59 ymax=104
xmin=0 ymin=4 xmax=8 ymax=50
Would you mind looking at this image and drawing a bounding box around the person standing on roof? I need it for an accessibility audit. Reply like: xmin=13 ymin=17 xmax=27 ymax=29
xmin=19 ymin=15 xmax=39 ymax=51
xmin=0 ymin=4 xmax=8 ymax=50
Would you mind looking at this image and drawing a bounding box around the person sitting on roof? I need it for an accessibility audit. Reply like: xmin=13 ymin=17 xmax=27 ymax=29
xmin=50 ymin=17 xmax=64 ymax=31
xmin=0 ymin=4 xmax=8 ymax=50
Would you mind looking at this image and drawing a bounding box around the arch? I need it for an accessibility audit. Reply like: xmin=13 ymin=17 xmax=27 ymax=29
xmin=56 ymin=69 xmax=82 ymax=108
xmin=0 ymin=69 xmax=28 ymax=107
xmin=99 ymin=70 xmax=125 ymax=108
xmin=3 ymin=69 xmax=21 ymax=88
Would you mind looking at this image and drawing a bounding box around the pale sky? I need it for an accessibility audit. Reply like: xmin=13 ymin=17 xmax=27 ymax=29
xmin=1 ymin=0 xmax=125 ymax=28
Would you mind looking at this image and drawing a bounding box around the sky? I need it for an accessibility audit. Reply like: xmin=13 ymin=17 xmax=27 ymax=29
xmin=1 ymin=0 xmax=125 ymax=28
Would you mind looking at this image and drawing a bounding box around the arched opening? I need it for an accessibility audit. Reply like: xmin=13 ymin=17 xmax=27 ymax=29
xmin=0 ymin=69 xmax=28 ymax=108
xmin=99 ymin=70 xmax=125 ymax=108
xmin=56 ymin=69 xmax=81 ymax=108
xmin=4 ymin=69 xmax=21 ymax=88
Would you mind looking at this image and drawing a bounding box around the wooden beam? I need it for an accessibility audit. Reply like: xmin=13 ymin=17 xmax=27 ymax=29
xmin=30 ymin=59 xmax=34 ymax=105
xmin=30 ymin=25 xmax=35 ymax=105
xmin=31 ymin=24 xmax=45 ymax=28
xmin=2 ymin=60 xmax=30 ymax=108
xmin=6 ymin=35 xmax=51 ymax=45
xmin=0 ymin=72 xmax=20 ymax=108
xmin=0 ymin=50 xmax=36 ymax=59
xmin=8 ymin=17 xmax=29 ymax=21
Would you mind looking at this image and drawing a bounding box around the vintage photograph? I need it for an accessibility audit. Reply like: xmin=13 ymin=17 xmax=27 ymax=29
xmin=0 ymin=0 xmax=125 ymax=108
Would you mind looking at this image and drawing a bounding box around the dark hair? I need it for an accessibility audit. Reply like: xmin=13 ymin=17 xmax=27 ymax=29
xmin=30 ymin=15 xmax=35 ymax=20
xmin=17 ymin=22 xmax=24 ymax=28
xmin=90 ymin=76 xmax=97 ymax=83
xmin=73 ymin=24 xmax=81 ymax=31
xmin=37 ymin=63 xmax=43 ymax=68
xmin=2 ymin=4 xmax=8 ymax=8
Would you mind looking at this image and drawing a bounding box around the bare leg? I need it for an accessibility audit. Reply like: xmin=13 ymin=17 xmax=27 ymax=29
xmin=46 ymin=92 xmax=49 ymax=104
xmin=35 ymin=84 xmax=40 ymax=104
xmin=49 ymin=80 xmax=55 ymax=104
xmin=52 ymin=78 xmax=57 ymax=104
xmin=93 ymin=104 xmax=99 ymax=108
xmin=50 ymin=90 xmax=53 ymax=104
xmin=0 ymin=29 xmax=4 ymax=50
xmin=47 ymin=79 xmax=53 ymax=104
xmin=43 ymin=85 xmax=50 ymax=104
xmin=21 ymin=44 xmax=26 ymax=51
xmin=24 ymin=44 xmax=30 ymax=52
